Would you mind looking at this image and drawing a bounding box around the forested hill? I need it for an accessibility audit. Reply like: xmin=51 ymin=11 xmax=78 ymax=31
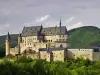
xmin=0 ymin=26 xmax=100 ymax=53
xmin=68 ymin=26 xmax=100 ymax=47
xmin=0 ymin=34 xmax=18 ymax=52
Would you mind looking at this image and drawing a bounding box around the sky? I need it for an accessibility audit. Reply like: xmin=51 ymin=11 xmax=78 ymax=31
xmin=0 ymin=0 xmax=100 ymax=35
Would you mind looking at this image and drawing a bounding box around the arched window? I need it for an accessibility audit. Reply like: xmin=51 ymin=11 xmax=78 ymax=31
xmin=46 ymin=44 xmax=47 ymax=48
xmin=60 ymin=44 xmax=63 ymax=47
xmin=34 ymin=44 xmax=36 ymax=47
xmin=49 ymin=40 xmax=50 ymax=42
xmin=51 ymin=40 xmax=52 ymax=42
xmin=23 ymin=40 xmax=24 ymax=43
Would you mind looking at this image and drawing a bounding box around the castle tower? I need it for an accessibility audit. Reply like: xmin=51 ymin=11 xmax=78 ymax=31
xmin=59 ymin=18 xmax=62 ymax=33
xmin=6 ymin=32 xmax=11 ymax=56
xmin=18 ymin=33 xmax=22 ymax=54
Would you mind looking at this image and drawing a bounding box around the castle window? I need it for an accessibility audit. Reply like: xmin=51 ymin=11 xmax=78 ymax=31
xmin=60 ymin=53 xmax=62 ymax=54
xmin=60 ymin=44 xmax=63 ymax=47
xmin=34 ymin=38 xmax=36 ymax=40
xmin=34 ymin=44 xmax=36 ymax=47
xmin=46 ymin=44 xmax=47 ymax=48
xmin=63 ymin=35 xmax=64 ymax=37
xmin=51 ymin=40 xmax=52 ymax=42
xmin=23 ymin=40 xmax=24 ymax=43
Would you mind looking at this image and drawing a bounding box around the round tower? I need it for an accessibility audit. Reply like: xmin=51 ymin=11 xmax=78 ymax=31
xmin=18 ymin=33 xmax=22 ymax=54
xmin=6 ymin=32 xmax=11 ymax=56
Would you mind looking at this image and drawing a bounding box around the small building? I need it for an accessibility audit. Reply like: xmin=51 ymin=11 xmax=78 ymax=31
xmin=39 ymin=48 xmax=66 ymax=62
xmin=67 ymin=47 xmax=100 ymax=61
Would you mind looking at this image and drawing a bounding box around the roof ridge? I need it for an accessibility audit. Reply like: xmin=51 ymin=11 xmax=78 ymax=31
xmin=24 ymin=26 xmax=41 ymax=28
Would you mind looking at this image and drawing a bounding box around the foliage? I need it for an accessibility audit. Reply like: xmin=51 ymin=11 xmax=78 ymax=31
xmin=0 ymin=57 xmax=99 ymax=75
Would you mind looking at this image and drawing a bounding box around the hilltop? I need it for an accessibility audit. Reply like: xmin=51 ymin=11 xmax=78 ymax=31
xmin=68 ymin=26 xmax=100 ymax=47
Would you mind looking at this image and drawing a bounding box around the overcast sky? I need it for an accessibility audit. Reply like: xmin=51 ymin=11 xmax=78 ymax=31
xmin=0 ymin=0 xmax=100 ymax=35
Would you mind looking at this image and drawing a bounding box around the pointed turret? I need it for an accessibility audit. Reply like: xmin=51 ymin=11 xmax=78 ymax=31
xmin=59 ymin=18 xmax=62 ymax=34
xmin=59 ymin=18 xmax=61 ymax=28
xmin=40 ymin=24 xmax=43 ymax=32
xmin=6 ymin=32 xmax=11 ymax=56
xmin=6 ymin=32 xmax=11 ymax=41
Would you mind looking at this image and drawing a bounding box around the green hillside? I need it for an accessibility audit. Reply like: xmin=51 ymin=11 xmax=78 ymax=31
xmin=0 ymin=34 xmax=18 ymax=48
xmin=68 ymin=26 xmax=100 ymax=47
xmin=0 ymin=26 xmax=100 ymax=57
xmin=0 ymin=34 xmax=18 ymax=57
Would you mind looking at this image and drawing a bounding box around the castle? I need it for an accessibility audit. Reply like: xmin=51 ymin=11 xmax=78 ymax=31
xmin=5 ymin=20 xmax=100 ymax=61
xmin=6 ymin=20 xmax=68 ymax=61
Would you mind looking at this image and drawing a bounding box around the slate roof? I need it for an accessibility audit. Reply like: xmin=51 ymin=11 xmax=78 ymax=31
xmin=22 ymin=26 xmax=42 ymax=36
xmin=68 ymin=46 xmax=100 ymax=49
xmin=41 ymin=26 xmax=67 ymax=36
xmin=21 ymin=25 xmax=67 ymax=36
xmin=68 ymin=46 xmax=100 ymax=52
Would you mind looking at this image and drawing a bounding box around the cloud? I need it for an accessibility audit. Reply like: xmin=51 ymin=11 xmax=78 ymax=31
xmin=65 ymin=16 xmax=75 ymax=24
xmin=43 ymin=20 xmax=59 ymax=27
xmin=23 ymin=21 xmax=35 ymax=26
xmin=67 ymin=22 xmax=84 ymax=30
xmin=4 ymin=23 xmax=11 ymax=27
xmin=36 ymin=15 xmax=50 ymax=22
xmin=0 ymin=23 xmax=11 ymax=29
xmin=0 ymin=23 xmax=11 ymax=35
